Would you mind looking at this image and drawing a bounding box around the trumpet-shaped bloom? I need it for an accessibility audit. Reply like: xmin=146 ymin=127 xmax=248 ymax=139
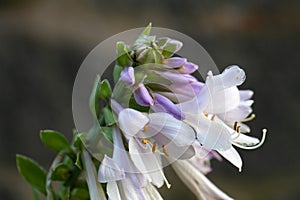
xmin=98 ymin=128 xmax=163 ymax=200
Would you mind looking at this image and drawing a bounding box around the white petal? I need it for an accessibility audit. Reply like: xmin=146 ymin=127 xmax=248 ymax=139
xmin=107 ymin=181 xmax=122 ymax=200
xmin=118 ymin=108 xmax=149 ymax=138
xmin=218 ymin=104 xmax=253 ymax=122
xmin=206 ymin=65 xmax=246 ymax=91
xmin=82 ymin=150 xmax=107 ymax=200
xmin=120 ymin=179 xmax=146 ymax=200
xmin=204 ymin=86 xmax=240 ymax=114
xmin=218 ymin=146 xmax=242 ymax=172
xmin=239 ymin=90 xmax=254 ymax=101
xmin=143 ymin=183 xmax=163 ymax=200
xmin=232 ymin=133 xmax=260 ymax=146
xmin=98 ymin=155 xmax=125 ymax=183
xmin=147 ymin=112 xmax=195 ymax=146
xmin=165 ymin=142 xmax=195 ymax=160
xmin=196 ymin=115 xmax=232 ymax=151
xmin=172 ymin=160 xmax=233 ymax=200
xmin=129 ymin=138 xmax=166 ymax=188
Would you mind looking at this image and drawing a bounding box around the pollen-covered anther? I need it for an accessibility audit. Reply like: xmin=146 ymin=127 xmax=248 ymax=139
xmin=233 ymin=121 xmax=238 ymax=131
xmin=152 ymin=142 xmax=157 ymax=153
xmin=211 ymin=115 xmax=216 ymax=121
xmin=142 ymin=138 xmax=151 ymax=144
xmin=204 ymin=113 xmax=209 ymax=118
xmin=143 ymin=124 xmax=149 ymax=132
xmin=162 ymin=145 xmax=170 ymax=156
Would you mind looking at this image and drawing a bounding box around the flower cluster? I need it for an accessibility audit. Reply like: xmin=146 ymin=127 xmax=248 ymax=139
xmin=96 ymin=23 xmax=267 ymax=200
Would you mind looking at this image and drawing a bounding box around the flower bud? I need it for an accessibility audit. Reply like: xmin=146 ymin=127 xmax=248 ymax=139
xmin=134 ymin=84 xmax=154 ymax=106
xmin=120 ymin=67 xmax=135 ymax=86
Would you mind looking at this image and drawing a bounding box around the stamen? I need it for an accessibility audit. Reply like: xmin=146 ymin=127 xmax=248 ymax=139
xmin=211 ymin=115 xmax=216 ymax=121
xmin=143 ymin=124 xmax=149 ymax=132
xmin=232 ymin=130 xmax=241 ymax=140
xmin=233 ymin=121 xmax=238 ymax=131
xmin=241 ymin=114 xmax=256 ymax=122
xmin=152 ymin=142 xmax=157 ymax=153
xmin=162 ymin=145 xmax=170 ymax=157
xmin=142 ymin=138 xmax=150 ymax=144
xmin=204 ymin=113 xmax=208 ymax=118
xmin=233 ymin=129 xmax=267 ymax=150
xmin=237 ymin=126 xmax=241 ymax=133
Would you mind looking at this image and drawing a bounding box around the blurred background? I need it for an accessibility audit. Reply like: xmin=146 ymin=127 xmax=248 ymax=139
xmin=1 ymin=0 xmax=300 ymax=199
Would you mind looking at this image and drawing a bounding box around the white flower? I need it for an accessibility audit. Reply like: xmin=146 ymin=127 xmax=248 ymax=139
xmin=118 ymin=108 xmax=196 ymax=160
xmin=178 ymin=66 xmax=267 ymax=171
xmin=98 ymin=127 xmax=163 ymax=200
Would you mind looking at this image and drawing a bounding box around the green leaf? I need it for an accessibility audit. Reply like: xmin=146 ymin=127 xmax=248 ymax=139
xmin=141 ymin=22 xmax=152 ymax=36
xmin=16 ymin=154 xmax=47 ymax=195
xmin=102 ymin=126 xmax=113 ymax=143
xmin=40 ymin=130 xmax=71 ymax=152
xmin=51 ymin=163 xmax=70 ymax=181
xmin=70 ymin=188 xmax=90 ymax=200
xmin=103 ymin=106 xmax=117 ymax=126
xmin=99 ymin=79 xmax=112 ymax=101
xmin=75 ymin=151 xmax=83 ymax=170
xmin=113 ymin=64 xmax=123 ymax=83
xmin=33 ymin=188 xmax=43 ymax=200
xmin=116 ymin=41 xmax=133 ymax=67
xmin=89 ymin=75 xmax=101 ymax=117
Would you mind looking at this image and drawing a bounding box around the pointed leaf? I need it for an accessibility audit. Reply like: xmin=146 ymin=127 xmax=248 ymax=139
xmin=116 ymin=42 xmax=132 ymax=67
xmin=141 ymin=22 xmax=152 ymax=36
xmin=16 ymin=155 xmax=47 ymax=195
xmin=113 ymin=64 xmax=124 ymax=83
xmin=99 ymin=79 xmax=112 ymax=102
xmin=40 ymin=130 xmax=71 ymax=152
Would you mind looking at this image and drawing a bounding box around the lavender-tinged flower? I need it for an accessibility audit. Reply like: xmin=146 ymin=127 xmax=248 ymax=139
xmin=151 ymin=93 xmax=184 ymax=120
xmin=163 ymin=57 xmax=198 ymax=74
xmin=98 ymin=127 xmax=163 ymax=200
xmin=134 ymin=84 xmax=154 ymax=106
xmin=120 ymin=66 xmax=135 ymax=86
xmin=172 ymin=160 xmax=233 ymax=200
xmin=118 ymin=108 xmax=196 ymax=160
xmin=178 ymin=65 xmax=266 ymax=171
xmin=157 ymin=37 xmax=183 ymax=58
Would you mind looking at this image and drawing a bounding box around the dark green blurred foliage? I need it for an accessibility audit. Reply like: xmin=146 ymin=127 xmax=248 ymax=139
xmin=1 ymin=0 xmax=300 ymax=199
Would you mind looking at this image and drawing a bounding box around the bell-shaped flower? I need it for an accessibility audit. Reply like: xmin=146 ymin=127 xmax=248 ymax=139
xmin=118 ymin=108 xmax=196 ymax=160
xmin=98 ymin=127 xmax=163 ymax=200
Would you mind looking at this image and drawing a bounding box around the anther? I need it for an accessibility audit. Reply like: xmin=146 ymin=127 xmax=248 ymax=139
xmin=211 ymin=115 xmax=216 ymax=121
xmin=143 ymin=125 xmax=149 ymax=132
xmin=142 ymin=138 xmax=150 ymax=144
xmin=152 ymin=142 xmax=157 ymax=153
xmin=204 ymin=113 xmax=209 ymax=118
xmin=237 ymin=126 xmax=241 ymax=133
xmin=241 ymin=114 xmax=256 ymax=122
xmin=162 ymin=145 xmax=170 ymax=157
xmin=233 ymin=121 xmax=238 ymax=131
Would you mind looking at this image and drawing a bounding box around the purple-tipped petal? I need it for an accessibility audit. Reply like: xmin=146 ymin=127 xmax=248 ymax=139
xmin=163 ymin=57 xmax=186 ymax=68
xmin=134 ymin=84 xmax=154 ymax=106
xmin=167 ymin=39 xmax=183 ymax=54
xmin=180 ymin=62 xmax=199 ymax=74
xmin=120 ymin=67 xmax=135 ymax=86
xmin=152 ymin=93 xmax=184 ymax=120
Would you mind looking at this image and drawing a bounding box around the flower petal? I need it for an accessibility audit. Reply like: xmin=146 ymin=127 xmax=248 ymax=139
xmin=239 ymin=89 xmax=254 ymax=101
xmin=98 ymin=155 xmax=125 ymax=183
xmin=120 ymin=67 xmax=135 ymax=86
xmin=152 ymin=93 xmax=184 ymax=120
xmin=134 ymin=84 xmax=154 ymax=106
xmin=195 ymin=115 xmax=232 ymax=151
xmin=172 ymin=160 xmax=233 ymax=200
xmin=163 ymin=57 xmax=186 ymax=68
xmin=232 ymin=133 xmax=260 ymax=146
xmin=129 ymin=138 xmax=166 ymax=188
xmin=218 ymin=146 xmax=243 ymax=172
xmin=118 ymin=108 xmax=149 ymax=138
xmin=107 ymin=181 xmax=122 ymax=200
xmin=147 ymin=112 xmax=195 ymax=146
